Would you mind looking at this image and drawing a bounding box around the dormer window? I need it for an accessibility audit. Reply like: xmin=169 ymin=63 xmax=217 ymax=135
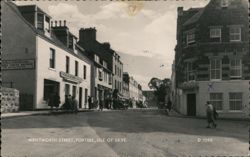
xmin=94 ymin=55 xmax=100 ymax=63
xmin=45 ymin=16 xmax=50 ymax=33
xmin=221 ymin=0 xmax=229 ymax=8
xmin=37 ymin=13 xmax=44 ymax=31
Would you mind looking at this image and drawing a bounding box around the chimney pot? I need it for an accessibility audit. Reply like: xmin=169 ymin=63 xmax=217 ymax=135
xmin=59 ymin=20 xmax=62 ymax=26
xmin=55 ymin=21 xmax=57 ymax=27
xmin=64 ymin=20 xmax=66 ymax=26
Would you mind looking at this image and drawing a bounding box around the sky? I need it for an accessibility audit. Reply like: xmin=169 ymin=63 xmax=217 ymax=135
xmin=16 ymin=0 xmax=209 ymax=90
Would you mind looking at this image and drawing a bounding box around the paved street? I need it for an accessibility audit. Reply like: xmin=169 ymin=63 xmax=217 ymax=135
xmin=2 ymin=110 xmax=248 ymax=157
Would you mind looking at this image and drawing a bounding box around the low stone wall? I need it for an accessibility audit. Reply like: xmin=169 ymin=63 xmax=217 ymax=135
xmin=1 ymin=87 xmax=19 ymax=113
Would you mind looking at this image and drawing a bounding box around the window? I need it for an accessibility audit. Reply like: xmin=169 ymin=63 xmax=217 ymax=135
xmin=98 ymin=69 xmax=103 ymax=81
xmin=115 ymin=65 xmax=117 ymax=75
xmin=230 ymin=59 xmax=242 ymax=78
xmin=45 ymin=16 xmax=50 ymax=33
xmin=94 ymin=55 xmax=100 ymax=63
xmin=37 ymin=13 xmax=44 ymax=30
xmin=210 ymin=93 xmax=223 ymax=110
xmin=66 ymin=56 xmax=70 ymax=73
xmin=210 ymin=28 xmax=221 ymax=42
xmin=229 ymin=93 xmax=242 ymax=111
xmin=221 ymin=0 xmax=229 ymax=7
xmin=75 ymin=61 xmax=78 ymax=76
xmin=187 ymin=62 xmax=195 ymax=81
xmin=210 ymin=59 xmax=221 ymax=80
xmin=72 ymin=86 xmax=76 ymax=98
xmin=108 ymin=74 xmax=112 ymax=85
xmin=83 ymin=65 xmax=87 ymax=79
xmin=43 ymin=79 xmax=59 ymax=101
xmin=230 ymin=27 xmax=241 ymax=42
xmin=49 ymin=48 xmax=55 ymax=69
xmin=65 ymin=84 xmax=70 ymax=95
xmin=187 ymin=33 xmax=195 ymax=45
xmin=103 ymin=61 xmax=107 ymax=68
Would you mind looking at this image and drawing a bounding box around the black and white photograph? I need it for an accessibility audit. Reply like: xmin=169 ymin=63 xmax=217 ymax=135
xmin=1 ymin=0 xmax=249 ymax=156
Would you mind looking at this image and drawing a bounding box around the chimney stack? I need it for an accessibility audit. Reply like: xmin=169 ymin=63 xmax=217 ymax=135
xmin=177 ymin=7 xmax=183 ymax=16
xmin=79 ymin=27 xmax=97 ymax=44
xmin=64 ymin=20 xmax=66 ymax=27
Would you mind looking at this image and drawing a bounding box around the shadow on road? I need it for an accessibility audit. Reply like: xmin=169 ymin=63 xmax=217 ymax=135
xmin=2 ymin=110 xmax=248 ymax=143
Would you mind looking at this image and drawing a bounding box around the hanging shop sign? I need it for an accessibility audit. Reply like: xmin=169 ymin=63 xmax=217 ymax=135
xmin=2 ymin=59 xmax=35 ymax=70
xmin=60 ymin=71 xmax=83 ymax=84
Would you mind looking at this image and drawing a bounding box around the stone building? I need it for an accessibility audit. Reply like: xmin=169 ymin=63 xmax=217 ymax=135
xmin=174 ymin=0 xmax=249 ymax=118
xmin=2 ymin=2 xmax=92 ymax=110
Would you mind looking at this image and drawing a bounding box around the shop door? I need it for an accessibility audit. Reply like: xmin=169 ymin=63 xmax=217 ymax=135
xmin=187 ymin=93 xmax=196 ymax=116
xmin=79 ymin=87 xmax=82 ymax=108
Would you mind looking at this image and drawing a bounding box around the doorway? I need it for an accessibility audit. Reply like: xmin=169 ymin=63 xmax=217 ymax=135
xmin=79 ymin=87 xmax=82 ymax=108
xmin=187 ymin=93 xmax=196 ymax=116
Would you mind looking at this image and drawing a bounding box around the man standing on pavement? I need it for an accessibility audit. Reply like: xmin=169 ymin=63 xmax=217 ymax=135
xmin=206 ymin=101 xmax=217 ymax=128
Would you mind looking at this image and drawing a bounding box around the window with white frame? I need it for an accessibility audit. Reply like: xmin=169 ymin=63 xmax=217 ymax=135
xmin=210 ymin=93 xmax=223 ymax=110
xmin=230 ymin=26 xmax=241 ymax=42
xmin=187 ymin=62 xmax=195 ymax=81
xmin=94 ymin=55 xmax=100 ymax=63
xmin=210 ymin=59 xmax=221 ymax=80
xmin=187 ymin=33 xmax=195 ymax=45
xmin=230 ymin=59 xmax=242 ymax=78
xmin=229 ymin=92 xmax=242 ymax=111
xmin=103 ymin=61 xmax=107 ymax=69
xmin=210 ymin=28 xmax=221 ymax=42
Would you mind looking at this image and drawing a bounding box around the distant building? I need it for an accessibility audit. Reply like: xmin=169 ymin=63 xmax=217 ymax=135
xmin=122 ymin=72 xmax=130 ymax=100
xmin=2 ymin=2 xmax=92 ymax=110
xmin=174 ymin=0 xmax=249 ymax=118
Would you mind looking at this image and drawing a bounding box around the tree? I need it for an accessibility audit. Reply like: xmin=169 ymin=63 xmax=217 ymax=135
xmin=148 ymin=78 xmax=171 ymax=109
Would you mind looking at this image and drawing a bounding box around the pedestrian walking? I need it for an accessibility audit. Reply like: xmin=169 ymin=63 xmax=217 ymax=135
xmin=88 ymin=96 xmax=92 ymax=109
xmin=205 ymin=101 xmax=217 ymax=128
xmin=167 ymin=98 xmax=172 ymax=113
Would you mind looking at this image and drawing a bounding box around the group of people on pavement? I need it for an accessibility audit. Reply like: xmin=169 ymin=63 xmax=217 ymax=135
xmin=48 ymin=93 xmax=78 ymax=114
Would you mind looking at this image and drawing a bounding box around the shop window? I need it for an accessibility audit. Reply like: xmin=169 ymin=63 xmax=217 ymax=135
xmin=210 ymin=93 xmax=223 ymax=110
xmin=210 ymin=28 xmax=221 ymax=42
xmin=210 ymin=59 xmax=221 ymax=80
xmin=230 ymin=59 xmax=242 ymax=78
xmin=72 ymin=86 xmax=77 ymax=98
xmin=230 ymin=26 xmax=241 ymax=42
xmin=49 ymin=48 xmax=55 ymax=69
xmin=65 ymin=84 xmax=70 ymax=96
xmin=66 ymin=56 xmax=70 ymax=73
xmin=43 ymin=79 xmax=60 ymax=101
xmin=229 ymin=92 xmax=242 ymax=111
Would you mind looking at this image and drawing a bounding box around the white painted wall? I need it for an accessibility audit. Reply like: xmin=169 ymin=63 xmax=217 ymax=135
xmin=36 ymin=36 xmax=91 ymax=109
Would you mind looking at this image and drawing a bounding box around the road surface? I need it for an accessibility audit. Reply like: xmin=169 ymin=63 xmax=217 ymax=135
xmin=2 ymin=110 xmax=248 ymax=157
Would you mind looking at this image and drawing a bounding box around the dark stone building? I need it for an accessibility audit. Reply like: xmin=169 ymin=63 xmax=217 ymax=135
xmin=174 ymin=0 xmax=249 ymax=118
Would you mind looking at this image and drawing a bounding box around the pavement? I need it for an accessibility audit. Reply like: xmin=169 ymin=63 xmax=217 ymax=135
xmin=1 ymin=109 xmax=248 ymax=157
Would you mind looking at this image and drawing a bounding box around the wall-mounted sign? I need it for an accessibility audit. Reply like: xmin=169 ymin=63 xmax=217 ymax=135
xmin=2 ymin=59 xmax=35 ymax=70
xmin=60 ymin=71 xmax=83 ymax=84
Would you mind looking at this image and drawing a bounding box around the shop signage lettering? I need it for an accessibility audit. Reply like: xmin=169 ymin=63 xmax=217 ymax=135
xmin=2 ymin=59 xmax=35 ymax=70
xmin=60 ymin=71 xmax=83 ymax=83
